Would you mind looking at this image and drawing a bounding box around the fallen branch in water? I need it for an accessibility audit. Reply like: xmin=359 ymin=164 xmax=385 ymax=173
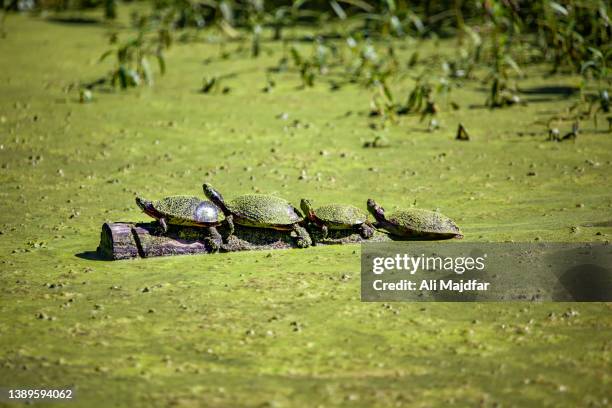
xmin=97 ymin=222 xmax=391 ymax=260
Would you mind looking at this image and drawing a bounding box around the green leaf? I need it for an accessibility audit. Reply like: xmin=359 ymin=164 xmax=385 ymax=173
xmin=504 ymin=56 xmax=523 ymax=77
xmin=290 ymin=46 xmax=302 ymax=67
xmin=390 ymin=15 xmax=403 ymax=36
xmin=126 ymin=69 xmax=140 ymax=87
xmin=580 ymin=60 xmax=597 ymax=75
xmin=381 ymin=81 xmax=393 ymax=103
xmin=141 ymin=56 xmax=153 ymax=86
xmin=159 ymin=29 xmax=172 ymax=49
xmin=292 ymin=0 xmax=307 ymax=10
xmin=99 ymin=49 xmax=113 ymax=63
xmin=549 ymin=1 xmax=568 ymax=16
xmin=219 ymin=1 xmax=234 ymax=24
xmin=407 ymin=13 xmax=424 ymax=34
xmin=118 ymin=66 xmax=128 ymax=89
xmin=329 ymin=0 xmax=347 ymax=20
xmin=202 ymin=77 xmax=217 ymax=93
xmin=587 ymin=47 xmax=604 ymax=60
xmin=156 ymin=53 xmax=166 ymax=76
xmin=336 ymin=0 xmax=373 ymax=12
xmin=464 ymin=25 xmax=482 ymax=47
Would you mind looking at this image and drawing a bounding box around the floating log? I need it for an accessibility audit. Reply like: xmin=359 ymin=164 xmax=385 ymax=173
xmin=97 ymin=222 xmax=391 ymax=260
xmin=98 ymin=222 xmax=141 ymax=260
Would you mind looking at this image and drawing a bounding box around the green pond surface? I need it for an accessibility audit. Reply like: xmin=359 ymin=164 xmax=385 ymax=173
xmin=1 ymin=12 xmax=611 ymax=408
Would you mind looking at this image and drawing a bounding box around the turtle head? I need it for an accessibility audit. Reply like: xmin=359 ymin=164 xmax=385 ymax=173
xmin=300 ymin=199 xmax=316 ymax=220
xmin=135 ymin=196 xmax=156 ymax=217
xmin=202 ymin=183 xmax=229 ymax=214
xmin=367 ymin=199 xmax=385 ymax=222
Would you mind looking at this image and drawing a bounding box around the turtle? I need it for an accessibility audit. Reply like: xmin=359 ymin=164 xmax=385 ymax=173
xmin=367 ymin=199 xmax=463 ymax=239
xmin=202 ymin=183 xmax=311 ymax=248
xmin=300 ymin=199 xmax=375 ymax=239
xmin=135 ymin=195 xmax=225 ymax=250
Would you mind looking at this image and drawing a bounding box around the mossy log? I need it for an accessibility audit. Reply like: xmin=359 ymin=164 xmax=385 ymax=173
xmin=97 ymin=222 xmax=391 ymax=260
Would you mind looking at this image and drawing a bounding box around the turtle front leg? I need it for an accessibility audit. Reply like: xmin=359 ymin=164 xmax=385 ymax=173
xmin=204 ymin=226 xmax=223 ymax=252
xmin=291 ymin=224 xmax=312 ymax=248
xmin=225 ymin=214 xmax=235 ymax=237
xmin=359 ymin=222 xmax=375 ymax=239
xmin=321 ymin=224 xmax=329 ymax=239
xmin=157 ymin=217 xmax=169 ymax=234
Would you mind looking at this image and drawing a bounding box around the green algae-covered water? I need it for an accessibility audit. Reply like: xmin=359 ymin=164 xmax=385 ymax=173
xmin=1 ymin=12 xmax=611 ymax=407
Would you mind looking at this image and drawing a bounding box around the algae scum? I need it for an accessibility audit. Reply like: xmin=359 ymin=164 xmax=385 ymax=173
xmin=1 ymin=12 xmax=611 ymax=408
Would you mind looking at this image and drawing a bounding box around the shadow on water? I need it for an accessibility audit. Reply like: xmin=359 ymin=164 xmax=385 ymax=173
xmin=473 ymin=85 xmax=578 ymax=97
xmin=46 ymin=16 xmax=102 ymax=25
xmin=75 ymin=250 xmax=110 ymax=262
xmin=517 ymin=86 xmax=579 ymax=103
xmin=470 ymin=85 xmax=580 ymax=107
xmin=518 ymin=85 xmax=579 ymax=96
xmin=582 ymin=220 xmax=612 ymax=227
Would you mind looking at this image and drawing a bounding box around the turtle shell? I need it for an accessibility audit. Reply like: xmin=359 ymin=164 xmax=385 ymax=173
xmin=227 ymin=194 xmax=302 ymax=227
xmin=313 ymin=204 xmax=368 ymax=229
xmin=153 ymin=196 xmax=224 ymax=226
xmin=385 ymin=208 xmax=462 ymax=238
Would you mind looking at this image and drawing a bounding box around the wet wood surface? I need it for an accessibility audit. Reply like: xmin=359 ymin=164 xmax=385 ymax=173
xmin=97 ymin=222 xmax=391 ymax=260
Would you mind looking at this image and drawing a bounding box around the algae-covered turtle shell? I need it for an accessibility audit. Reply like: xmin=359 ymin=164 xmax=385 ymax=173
xmin=226 ymin=194 xmax=303 ymax=227
xmin=203 ymin=183 xmax=311 ymax=248
xmin=302 ymin=200 xmax=367 ymax=227
xmin=203 ymin=184 xmax=302 ymax=228
xmin=367 ymin=199 xmax=462 ymax=239
xmin=301 ymin=199 xmax=374 ymax=239
xmin=136 ymin=195 xmax=225 ymax=230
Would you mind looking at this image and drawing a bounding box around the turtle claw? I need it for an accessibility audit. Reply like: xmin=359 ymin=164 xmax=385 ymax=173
xmin=205 ymin=227 xmax=223 ymax=252
xmin=159 ymin=218 xmax=168 ymax=232
xmin=292 ymin=225 xmax=312 ymax=248
xmin=321 ymin=225 xmax=329 ymax=239
xmin=153 ymin=218 xmax=168 ymax=235
xmin=359 ymin=223 xmax=375 ymax=239
xmin=225 ymin=214 xmax=235 ymax=237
